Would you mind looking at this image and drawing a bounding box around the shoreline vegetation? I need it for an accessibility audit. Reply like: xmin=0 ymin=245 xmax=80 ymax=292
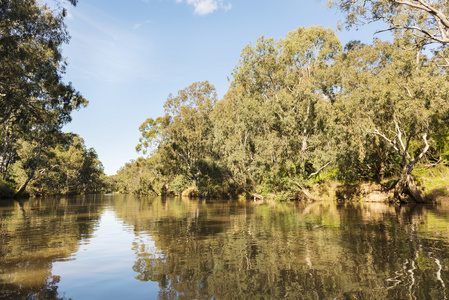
xmin=0 ymin=0 xmax=104 ymax=200
xmin=109 ymin=24 xmax=449 ymax=204
xmin=2 ymin=1 xmax=449 ymax=203
xmin=107 ymin=163 xmax=449 ymax=204
xmin=3 ymin=162 xmax=448 ymax=203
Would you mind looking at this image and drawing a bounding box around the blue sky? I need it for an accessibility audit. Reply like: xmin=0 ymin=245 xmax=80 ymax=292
xmin=61 ymin=0 xmax=381 ymax=175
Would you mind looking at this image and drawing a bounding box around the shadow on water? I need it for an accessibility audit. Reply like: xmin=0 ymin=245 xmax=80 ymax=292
xmin=1 ymin=195 xmax=449 ymax=299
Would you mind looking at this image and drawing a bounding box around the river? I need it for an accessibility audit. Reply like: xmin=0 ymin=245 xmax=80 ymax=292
xmin=1 ymin=194 xmax=449 ymax=299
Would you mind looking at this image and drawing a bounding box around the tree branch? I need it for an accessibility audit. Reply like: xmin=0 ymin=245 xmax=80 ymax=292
xmin=369 ymin=0 xmax=449 ymax=44
xmin=308 ymin=161 xmax=333 ymax=179
xmin=395 ymin=0 xmax=449 ymax=29
xmin=368 ymin=128 xmax=401 ymax=154
xmin=410 ymin=132 xmax=430 ymax=169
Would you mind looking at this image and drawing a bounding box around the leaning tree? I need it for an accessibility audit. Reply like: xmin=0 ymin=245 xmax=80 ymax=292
xmin=335 ymin=38 xmax=449 ymax=202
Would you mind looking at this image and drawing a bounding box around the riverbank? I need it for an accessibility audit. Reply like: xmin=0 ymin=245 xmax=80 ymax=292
xmin=243 ymin=164 xmax=449 ymax=203
xmin=3 ymin=164 xmax=447 ymax=203
xmin=306 ymin=164 xmax=449 ymax=203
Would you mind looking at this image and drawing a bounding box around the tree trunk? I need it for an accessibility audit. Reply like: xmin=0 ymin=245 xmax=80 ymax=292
xmin=15 ymin=143 xmax=43 ymax=198
xmin=0 ymin=122 xmax=10 ymax=176
xmin=394 ymin=166 xmax=425 ymax=203
xmin=193 ymin=178 xmax=204 ymax=199
xmin=371 ymin=127 xmax=429 ymax=203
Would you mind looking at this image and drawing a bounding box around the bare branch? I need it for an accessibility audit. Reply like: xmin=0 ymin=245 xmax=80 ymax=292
xmin=294 ymin=181 xmax=317 ymax=200
xmin=368 ymin=128 xmax=401 ymax=155
xmin=395 ymin=0 xmax=449 ymax=29
xmin=410 ymin=132 xmax=430 ymax=169
xmin=308 ymin=161 xmax=333 ymax=179
xmin=394 ymin=119 xmax=407 ymax=154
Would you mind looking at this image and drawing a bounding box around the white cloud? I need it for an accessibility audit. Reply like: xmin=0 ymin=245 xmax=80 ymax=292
xmin=177 ymin=0 xmax=232 ymax=15
xmin=133 ymin=19 xmax=153 ymax=30
xmin=191 ymin=0 xmax=217 ymax=15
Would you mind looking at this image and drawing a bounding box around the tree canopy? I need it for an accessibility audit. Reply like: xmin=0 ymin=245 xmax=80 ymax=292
xmin=327 ymin=0 xmax=449 ymax=51
xmin=120 ymin=23 xmax=449 ymax=203
xmin=0 ymin=0 xmax=105 ymax=198
xmin=334 ymin=38 xmax=449 ymax=201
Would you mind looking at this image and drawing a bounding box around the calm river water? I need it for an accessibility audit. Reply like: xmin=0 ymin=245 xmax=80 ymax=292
xmin=1 ymin=194 xmax=449 ymax=299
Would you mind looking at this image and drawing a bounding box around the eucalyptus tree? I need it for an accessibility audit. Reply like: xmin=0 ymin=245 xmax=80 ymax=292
xmin=10 ymin=133 xmax=104 ymax=196
xmin=327 ymin=0 xmax=449 ymax=46
xmin=335 ymin=39 xmax=449 ymax=202
xmin=45 ymin=134 xmax=104 ymax=195
xmin=136 ymin=116 xmax=170 ymax=156
xmin=214 ymin=26 xmax=342 ymax=197
xmin=0 ymin=0 xmax=87 ymax=191
xmin=0 ymin=0 xmax=85 ymax=127
xmin=137 ymin=81 xmax=218 ymax=197
xmin=211 ymin=86 xmax=259 ymax=195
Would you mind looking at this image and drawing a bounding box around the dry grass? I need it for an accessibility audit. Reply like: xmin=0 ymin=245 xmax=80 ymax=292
xmin=413 ymin=164 xmax=449 ymax=200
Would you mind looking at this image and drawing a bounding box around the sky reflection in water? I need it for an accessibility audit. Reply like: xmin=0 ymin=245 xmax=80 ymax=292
xmin=52 ymin=208 xmax=160 ymax=300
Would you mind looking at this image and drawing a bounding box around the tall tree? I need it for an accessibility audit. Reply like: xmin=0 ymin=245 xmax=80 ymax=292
xmin=0 ymin=0 xmax=87 ymax=192
xmin=335 ymin=38 xmax=449 ymax=202
xmin=0 ymin=0 xmax=86 ymax=127
xmin=214 ymin=26 xmax=342 ymax=198
xmin=137 ymin=81 xmax=218 ymax=197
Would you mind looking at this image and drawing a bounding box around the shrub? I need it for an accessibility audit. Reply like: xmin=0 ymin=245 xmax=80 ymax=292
xmin=0 ymin=181 xmax=15 ymax=199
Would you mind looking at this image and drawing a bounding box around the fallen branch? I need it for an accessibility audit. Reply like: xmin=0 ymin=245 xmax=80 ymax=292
xmin=294 ymin=182 xmax=317 ymax=201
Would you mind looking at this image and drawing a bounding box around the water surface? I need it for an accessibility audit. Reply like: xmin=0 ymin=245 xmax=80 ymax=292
xmin=1 ymin=194 xmax=449 ymax=299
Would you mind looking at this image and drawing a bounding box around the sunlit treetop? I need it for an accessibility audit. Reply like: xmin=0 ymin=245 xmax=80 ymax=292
xmin=327 ymin=0 xmax=449 ymax=47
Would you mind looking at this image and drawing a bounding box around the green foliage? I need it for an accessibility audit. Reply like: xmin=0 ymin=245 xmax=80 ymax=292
xmin=0 ymin=180 xmax=15 ymax=199
xmin=115 ymin=23 xmax=449 ymax=202
xmin=429 ymin=111 xmax=449 ymax=163
xmin=0 ymin=0 xmax=96 ymax=197
xmin=7 ymin=133 xmax=105 ymax=196
xmin=274 ymin=190 xmax=292 ymax=202
xmin=213 ymin=26 xmax=342 ymax=195
xmin=315 ymin=168 xmax=339 ymax=183
xmin=0 ymin=0 xmax=87 ymax=128
xmin=135 ymin=81 xmax=220 ymax=196
xmin=170 ymin=175 xmax=190 ymax=195
xmin=334 ymin=37 xmax=449 ymax=199
xmin=136 ymin=116 xmax=170 ymax=155
xmin=112 ymin=156 xmax=162 ymax=195
xmin=334 ymin=132 xmax=402 ymax=182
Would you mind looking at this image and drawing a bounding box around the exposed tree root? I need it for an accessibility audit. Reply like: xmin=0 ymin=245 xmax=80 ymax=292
xmin=393 ymin=173 xmax=425 ymax=203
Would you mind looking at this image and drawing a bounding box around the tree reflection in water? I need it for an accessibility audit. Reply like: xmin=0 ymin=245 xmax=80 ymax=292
xmin=126 ymin=198 xmax=449 ymax=299
xmin=0 ymin=195 xmax=103 ymax=299
xmin=1 ymin=195 xmax=449 ymax=299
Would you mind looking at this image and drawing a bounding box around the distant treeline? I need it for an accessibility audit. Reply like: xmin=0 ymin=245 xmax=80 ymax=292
xmin=0 ymin=0 xmax=105 ymax=198
xmin=111 ymin=24 xmax=449 ymax=203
